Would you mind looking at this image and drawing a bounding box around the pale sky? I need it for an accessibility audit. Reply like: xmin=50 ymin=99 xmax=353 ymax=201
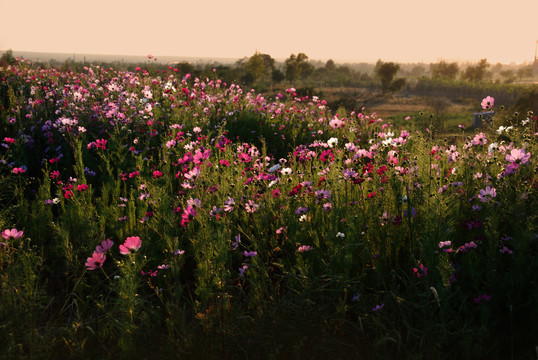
xmin=1 ymin=0 xmax=536 ymax=64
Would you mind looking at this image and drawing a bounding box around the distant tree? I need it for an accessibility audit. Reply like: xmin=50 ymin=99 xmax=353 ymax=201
xmin=0 ymin=49 xmax=16 ymax=66
xmin=325 ymin=59 xmax=336 ymax=71
xmin=462 ymin=59 xmax=489 ymax=81
xmin=246 ymin=52 xmax=266 ymax=81
xmin=500 ymin=69 xmax=516 ymax=83
xmin=243 ymin=51 xmax=276 ymax=84
xmin=430 ymin=61 xmax=459 ymax=79
xmin=375 ymin=60 xmax=406 ymax=94
xmin=272 ymin=69 xmax=285 ymax=83
xmin=175 ymin=62 xmax=195 ymax=76
xmin=491 ymin=62 xmax=503 ymax=73
xmin=410 ymin=65 xmax=426 ymax=77
xmin=285 ymin=53 xmax=314 ymax=82
xmin=517 ymin=66 xmax=534 ymax=80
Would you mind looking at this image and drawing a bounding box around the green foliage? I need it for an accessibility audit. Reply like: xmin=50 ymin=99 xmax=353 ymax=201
xmin=375 ymin=60 xmax=406 ymax=95
xmin=462 ymin=59 xmax=489 ymax=82
xmin=1 ymin=59 xmax=537 ymax=359
xmin=0 ymin=49 xmax=16 ymax=66
xmin=285 ymin=53 xmax=314 ymax=83
xmin=431 ymin=60 xmax=459 ymax=79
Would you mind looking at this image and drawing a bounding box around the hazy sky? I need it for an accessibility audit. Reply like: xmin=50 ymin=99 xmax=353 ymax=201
xmin=1 ymin=0 xmax=536 ymax=64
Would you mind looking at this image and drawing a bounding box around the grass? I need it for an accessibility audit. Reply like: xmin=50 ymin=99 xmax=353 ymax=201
xmin=0 ymin=59 xmax=537 ymax=360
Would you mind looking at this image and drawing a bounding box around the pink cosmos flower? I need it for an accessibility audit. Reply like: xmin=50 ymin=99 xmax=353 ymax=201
xmin=95 ymin=139 xmax=107 ymax=150
xmin=329 ymin=117 xmax=345 ymax=129
xmin=77 ymin=184 xmax=88 ymax=191
xmin=180 ymin=206 xmax=197 ymax=227
xmin=153 ymin=170 xmax=163 ymax=178
xmin=505 ymin=148 xmax=531 ymax=164
xmin=119 ymin=236 xmax=142 ymax=255
xmin=481 ymin=96 xmax=494 ymax=109
xmin=2 ymin=228 xmax=24 ymax=240
xmin=12 ymin=167 xmax=26 ymax=174
xmin=86 ymin=251 xmax=106 ymax=270
xmin=472 ymin=132 xmax=487 ymax=146
xmin=297 ymin=245 xmax=311 ymax=252
xmin=95 ymin=239 xmax=114 ymax=253
xmin=193 ymin=148 xmax=210 ymax=164
xmin=413 ymin=264 xmax=428 ymax=278
xmin=245 ymin=200 xmax=260 ymax=213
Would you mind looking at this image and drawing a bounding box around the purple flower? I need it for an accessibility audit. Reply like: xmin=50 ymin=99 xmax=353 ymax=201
xmin=404 ymin=207 xmax=417 ymax=218
xmin=477 ymin=186 xmax=497 ymax=203
xmin=371 ymin=304 xmax=384 ymax=312
xmin=243 ymin=250 xmax=257 ymax=257
xmin=473 ymin=293 xmax=491 ymax=304
xmin=224 ymin=197 xmax=235 ymax=212
xmin=95 ymin=239 xmax=114 ymax=253
xmin=506 ymin=148 xmax=531 ymax=164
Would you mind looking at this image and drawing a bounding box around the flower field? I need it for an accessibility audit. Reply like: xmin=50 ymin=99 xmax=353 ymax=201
xmin=1 ymin=57 xmax=537 ymax=359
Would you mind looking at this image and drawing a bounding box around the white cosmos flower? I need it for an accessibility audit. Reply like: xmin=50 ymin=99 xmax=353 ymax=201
xmin=281 ymin=167 xmax=292 ymax=175
xmin=327 ymin=137 xmax=338 ymax=148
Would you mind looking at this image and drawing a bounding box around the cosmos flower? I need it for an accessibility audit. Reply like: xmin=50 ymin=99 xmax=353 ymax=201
xmin=505 ymin=148 xmax=531 ymax=164
xmin=86 ymin=251 xmax=106 ymax=270
xmin=2 ymin=228 xmax=23 ymax=240
xmin=481 ymin=96 xmax=494 ymax=109
xmin=119 ymin=236 xmax=142 ymax=255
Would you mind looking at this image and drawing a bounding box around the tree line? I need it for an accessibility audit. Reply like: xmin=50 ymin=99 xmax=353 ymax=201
xmin=2 ymin=49 xmax=535 ymax=95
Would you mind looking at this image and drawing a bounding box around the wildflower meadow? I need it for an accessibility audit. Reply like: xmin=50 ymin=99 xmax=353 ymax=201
xmin=1 ymin=57 xmax=537 ymax=359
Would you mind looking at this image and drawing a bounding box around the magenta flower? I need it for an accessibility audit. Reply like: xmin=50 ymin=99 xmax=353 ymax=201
xmin=413 ymin=264 xmax=428 ymax=278
xmin=505 ymin=148 xmax=531 ymax=164
xmin=153 ymin=170 xmax=163 ymax=178
xmin=77 ymin=184 xmax=89 ymax=191
xmin=481 ymin=96 xmax=494 ymax=109
xmin=193 ymin=148 xmax=211 ymax=164
xmin=95 ymin=239 xmax=114 ymax=253
xmin=119 ymin=236 xmax=142 ymax=255
xmin=12 ymin=167 xmax=27 ymax=174
xmin=2 ymin=228 xmax=24 ymax=240
xmin=95 ymin=139 xmax=107 ymax=150
xmin=473 ymin=293 xmax=491 ymax=304
xmin=180 ymin=206 xmax=197 ymax=227
xmin=86 ymin=251 xmax=106 ymax=270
